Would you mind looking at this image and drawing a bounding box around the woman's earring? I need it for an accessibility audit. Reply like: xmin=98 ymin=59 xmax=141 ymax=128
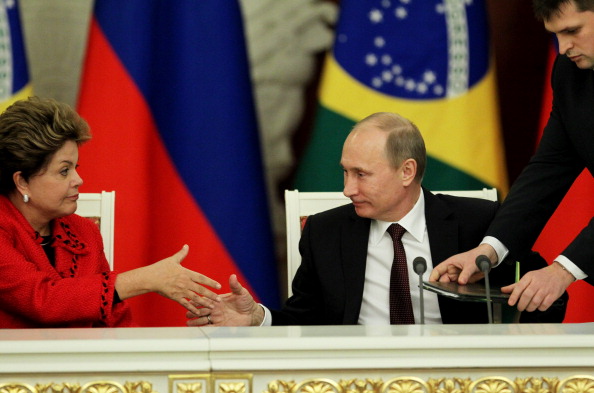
xmin=23 ymin=194 xmax=29 ymax=203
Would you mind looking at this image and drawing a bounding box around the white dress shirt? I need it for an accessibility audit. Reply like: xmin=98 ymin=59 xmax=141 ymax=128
xmin=358 ymin=191 xmax=442 ymax=324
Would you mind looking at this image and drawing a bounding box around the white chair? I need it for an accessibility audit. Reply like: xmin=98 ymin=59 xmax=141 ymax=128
xmin=284 ymin=188 xmax=498 ymax=297
xmin=76 ymin=191 xmax=115 ymax=269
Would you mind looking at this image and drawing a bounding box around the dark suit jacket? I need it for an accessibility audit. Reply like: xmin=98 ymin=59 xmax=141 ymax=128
xmin=271 ymin=189 xmax=563 ymax=325
xmin=487 ymin=55 xmax=594 ymax=284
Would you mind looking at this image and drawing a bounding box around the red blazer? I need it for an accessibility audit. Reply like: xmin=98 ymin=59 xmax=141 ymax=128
xmin=0 ymin=195 xmax=133 ymax=328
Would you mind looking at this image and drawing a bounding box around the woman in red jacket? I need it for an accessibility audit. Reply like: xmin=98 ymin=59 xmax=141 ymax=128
xmin=0 ymin=97 xmax=221 ymax=328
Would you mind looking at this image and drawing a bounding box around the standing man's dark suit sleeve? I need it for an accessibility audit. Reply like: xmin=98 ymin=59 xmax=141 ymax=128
xmin=486 ymin=55 xmax=594 ymax=283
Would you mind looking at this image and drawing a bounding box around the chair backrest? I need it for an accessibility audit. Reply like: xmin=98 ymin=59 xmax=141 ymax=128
xmin=76 ymin=191 xmax=115 ymax=269
xmin=284 ymin=188 xmax=498 ymax=297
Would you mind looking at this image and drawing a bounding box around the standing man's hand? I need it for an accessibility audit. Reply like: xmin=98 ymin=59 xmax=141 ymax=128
xmin=429 ymin=244 xmax=498 ymax=284
xmin=501 ymin=262 xmax=574 ymax=311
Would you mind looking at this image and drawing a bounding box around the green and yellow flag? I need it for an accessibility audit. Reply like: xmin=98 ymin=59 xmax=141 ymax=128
xmin=0 ymin=0 xmax=31 ymax=112
xmin=294 ymin=0 xmax=507 ymax=194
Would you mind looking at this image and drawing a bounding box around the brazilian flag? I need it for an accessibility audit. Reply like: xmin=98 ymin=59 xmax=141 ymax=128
xmin=0 ymin=0 xmax=31 ymax=112
xmin=294 ymin=0 xmax=508 ymax=194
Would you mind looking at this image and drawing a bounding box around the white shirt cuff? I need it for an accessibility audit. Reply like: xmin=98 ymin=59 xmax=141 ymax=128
xmin=556 ymin=255 xmax=587 ymax=280
xmin=259 ymin=304 xmax=272 ymax=326
xmin=481 ymin=236 xmax=509 ymax=267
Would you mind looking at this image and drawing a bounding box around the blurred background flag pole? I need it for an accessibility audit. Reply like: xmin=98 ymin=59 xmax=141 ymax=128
xmin=294 ymin=0 xmax=508 ymax=195
xmin=0 ymin=0 xmax=32 ymax=112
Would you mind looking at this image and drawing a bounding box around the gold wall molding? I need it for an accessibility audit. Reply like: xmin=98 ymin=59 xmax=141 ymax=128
xmin=212 ymin=373 xmax=251 ymax=393
xmin=264 ymin=376 xmax=594 ymax=393
xmin=0 ymin=382 xmax=156 ymax=393
xmin=169 ymin=373 xmax=252 ymax=393
xmin=176 ymin=382 xmax=203 ymax=393
xmin=2 ymin=376 xmax=594 ymax=393
xmin=169 ymin=374 xmax=210 ymax=393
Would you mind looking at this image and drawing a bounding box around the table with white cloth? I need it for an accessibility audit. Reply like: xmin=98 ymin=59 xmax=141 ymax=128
xmin=1 ymin=324 xmax=593 ymax=393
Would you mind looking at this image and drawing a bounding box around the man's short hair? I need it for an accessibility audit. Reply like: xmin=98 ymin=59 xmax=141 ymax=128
xmin=354 ymin=112 xmax=426 ymax=183
xmin=533 ymin=0 xmax=594 ymax=21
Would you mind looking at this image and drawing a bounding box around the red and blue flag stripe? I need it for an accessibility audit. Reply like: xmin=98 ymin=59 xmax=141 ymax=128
xmin=78 ymin=0 xmax=279 ymax=326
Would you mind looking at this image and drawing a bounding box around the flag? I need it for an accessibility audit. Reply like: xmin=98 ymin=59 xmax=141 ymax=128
xmin=77 ymin=0 xmax=280 ymax=326
xmin=532 ymin=44 xmax=594 ymax=323
xmin=294 ymin=0 xmax=507 ymax=194
xmin=0 ymin=0 xmax=31 ymax=112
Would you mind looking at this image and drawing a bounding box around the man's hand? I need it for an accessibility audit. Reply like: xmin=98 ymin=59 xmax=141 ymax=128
xmin=186 ymin=274 xmax=264 ymax=326
xmin=429 ymin=244 xmax=498 ymax=284
xmin=501 ymin=262 xmax=574 ymax=311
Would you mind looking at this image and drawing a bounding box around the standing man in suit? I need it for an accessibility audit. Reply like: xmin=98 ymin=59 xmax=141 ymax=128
xmin=430 ymin=0 xmax=594 ymax=315
xmin=187 ymin=112 xmax=562 ymax=326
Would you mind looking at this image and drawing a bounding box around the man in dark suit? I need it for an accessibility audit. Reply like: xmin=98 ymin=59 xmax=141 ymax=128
xmin=187 ymin=112 xmax=564 ymax=326
xmin=431 ymin=0 xmax=593 ymax=315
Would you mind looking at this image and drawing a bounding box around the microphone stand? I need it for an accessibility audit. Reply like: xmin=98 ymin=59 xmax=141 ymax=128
xmin=413 ymin=257 xmax=427 ymax=324
xmin=476 ymin=255 xmax=493 ymax=324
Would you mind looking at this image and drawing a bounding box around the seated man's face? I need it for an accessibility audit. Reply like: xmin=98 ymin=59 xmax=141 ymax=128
xmin=341 ymin=126 xmax=409 ymax=222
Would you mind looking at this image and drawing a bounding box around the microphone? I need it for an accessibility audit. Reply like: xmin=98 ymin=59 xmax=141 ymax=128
xmin=413 ymin=257 xmax=427 ymax=324
xmin=475 ymin=255 xmax=493 ymax=324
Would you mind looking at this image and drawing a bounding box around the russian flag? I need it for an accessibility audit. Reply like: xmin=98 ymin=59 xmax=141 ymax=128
xmin=77 ymin=1 xmax=280 ymax=326
xmin=0 ymin=0 xmax=32 ymax=111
